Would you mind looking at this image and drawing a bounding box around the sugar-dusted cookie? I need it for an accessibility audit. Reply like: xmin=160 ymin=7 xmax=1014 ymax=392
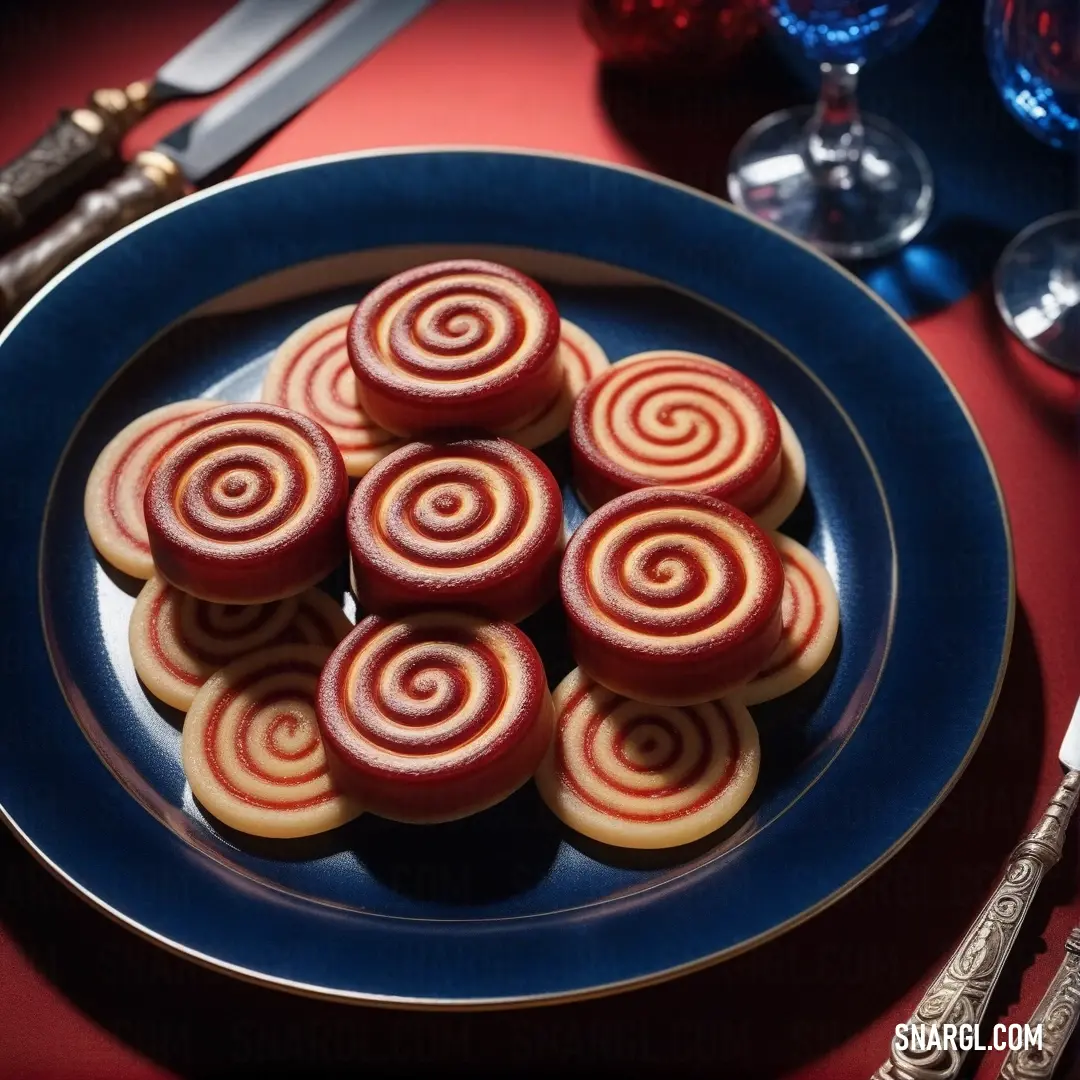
xmin=570 ymin=350 xmax=783 ymax=513
xmin=316 ymin=612 xmax=555 ymax=823
xmin=144 ymin=403 xmax=348 ymax=604
xmin=735 ymin=533 xmax=839 ymax=705
xmin=347 ymin=259 xmax=562 ymax=435
xmin=347 ymin=437 xmax=563 ymax=623
xmin=261 ymin=304 xmax=403 ymax=477
xmin=560 ymin=488 xmax=784 ymax=704
xmin=283 ymin=587 xmax=354 ymax=647
xmin=500 ymin=318 xmax=610 ymax=448
xmin=535 ymin=668 xmax=760 ymax=849
xmin=84 ymin=400 xmax=219 ymax=579
xmin=129 ymin=575 xmax=351 ymax=710
xmin=182 ymin=644 xmax=363 ymax=839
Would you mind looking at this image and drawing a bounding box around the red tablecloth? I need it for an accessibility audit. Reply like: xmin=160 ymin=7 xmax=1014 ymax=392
xmin=2 ymin=2 xmax=1078 ymax=1077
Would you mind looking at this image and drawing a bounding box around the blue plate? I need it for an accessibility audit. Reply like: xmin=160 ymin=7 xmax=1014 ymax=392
xmin=0 ymin=150 xmax=1011 ymax=1006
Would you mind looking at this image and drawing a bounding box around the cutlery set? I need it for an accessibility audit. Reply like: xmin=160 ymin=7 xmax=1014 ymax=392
xmin=874 ymin=696 xmax=1080 ymax=1080
xmin=0 ymin=0 xmax=431 ymax=323
xmin=0 ymin=0 xmax=330 ymax=244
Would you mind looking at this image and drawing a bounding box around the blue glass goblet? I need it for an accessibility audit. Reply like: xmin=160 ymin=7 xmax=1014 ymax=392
xmin=728 ymin=0 xmax=940 ymax=261
xmin=986 ymin=0 xmax=1079 ymax=372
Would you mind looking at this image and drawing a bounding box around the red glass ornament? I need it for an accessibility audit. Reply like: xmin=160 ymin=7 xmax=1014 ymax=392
xmin=581 ymin=0 xmax=762 ymax=70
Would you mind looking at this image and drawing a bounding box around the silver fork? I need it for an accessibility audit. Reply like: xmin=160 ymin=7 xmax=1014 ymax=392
xmin=996 ymin=927 xmax=1080 ymax=1079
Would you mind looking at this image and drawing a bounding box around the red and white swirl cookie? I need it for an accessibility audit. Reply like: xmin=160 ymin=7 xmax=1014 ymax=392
xmin=316 ymin=612 xmax=555 ymax=823
xmin=182 ymin=644 xmax=363 ymax=839
xmin=84 ymin=400 xmax=219 ymax=579
xmin=570 ymin=351 xmax=783 ymax=513
xmin=560 ymin=488 xmax=785 ymax=705
xmin=261 ymin=305 xmax=403 ymax=477
xmin=129 ymin=575 xmax=351 ymax=710
xmin=536 ymin=668 xmax=760 ymax=849
xmin=347 ymin=259 xmax=563 ymax=435
xmin=144 ymin=403 xmax=348 ymax=604
xmin=749 ymin=409 xmax=807 ymax=530
xmin=347 ymin=437 xmax=563 ymax=623
xmin=500 ymin=318 xmax=610 ymax=448
xmin=285 ymin=587 xmax=354 ymax=646
xmin=735 ymin=533 xmax=839 ymax=705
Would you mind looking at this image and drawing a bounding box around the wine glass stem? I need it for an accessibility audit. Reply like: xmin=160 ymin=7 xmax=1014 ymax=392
xmin=805 ymin=63 xmax=865 ymax=190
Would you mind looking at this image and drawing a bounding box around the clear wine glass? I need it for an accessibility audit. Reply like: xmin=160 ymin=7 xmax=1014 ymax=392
xmin=986 ymin=0 xmax=1079 ymax=372
xmin=727 ymin=0 xmax=941 ymax=261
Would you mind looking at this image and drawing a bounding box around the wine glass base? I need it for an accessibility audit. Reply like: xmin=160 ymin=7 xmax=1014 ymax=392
xmin=727 ymin=107 xmax=934 ymax=262
xmin=994 ymin=211 xmax=1080 ymax=373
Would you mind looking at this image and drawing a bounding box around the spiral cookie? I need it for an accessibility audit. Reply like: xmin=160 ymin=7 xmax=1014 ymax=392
xmin=735 ymin=533 xmax=839 ymax=705
xmin=129 ymin=575 xmax=352 ymax=710
xmin=84 ymin=400 xmax=219 ymax=579
xmin=182 ymin=644 xmax=362 ymax=838
xmin=560 ymin=488 xmax=784 ymax=705
xmin=261 ymin=305 xmax=403 ymax=477
xmin=570 ymin=350 xmax=783 ymax=513
xmin=348 ymin=437 xmax=563 ymax=623
xmin=282 ymin=587 xmax=354 ymax=647
xmin=536 ymin=668 xmax=760 ymax=849
xmin=347 ymin=259 xmax=563 ymax=435
xmin=500 ymin=318 xmax=610 ymax=449
xmin=144 ymin=403 xmax=348 ymax=604
xmin=316 ymin=612 xmax=555 ymax=823
xmin=746 ymin=410 xmax=807 ymax=531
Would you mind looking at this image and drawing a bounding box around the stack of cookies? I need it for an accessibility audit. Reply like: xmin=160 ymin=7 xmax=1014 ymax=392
xmin=81 ymin=258 xmax=839 ymax=852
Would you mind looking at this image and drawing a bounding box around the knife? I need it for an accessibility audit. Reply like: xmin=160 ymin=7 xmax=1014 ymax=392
xmin=872 ymin=693 xmax=1080 ymax=1080
xmin=0 ymin=0 xmax=430 ymax=325
xmin=0 ymin=0 xmax=333 ymax=244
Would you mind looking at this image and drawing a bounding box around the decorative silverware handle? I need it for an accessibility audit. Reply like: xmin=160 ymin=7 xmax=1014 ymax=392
xmin=998 ymin=928 xmax=1080 ymax=1080
xmin=0 ymin=82 xmax=153 ymax=242
xmin=873 ymin=770 xmax=1080 ymax=1080
xmin=0 ymin=151 xmax=185 ymax=325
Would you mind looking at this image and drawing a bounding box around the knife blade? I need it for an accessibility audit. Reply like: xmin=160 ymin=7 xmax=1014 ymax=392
xmin=155 ymin=0 xmax=332 ymax=99
xmin=871 ymin=693 xmax=1080 ymax=1080
xmin=0 ymin=0 xmax=331 ymax=242
xmin=0 ymin=0 xmax=431 ymax=325
xmin=159 ymin=0 xmax=431 ymax=185
xmin=1059 ymin=693 xmax=1080 ymax=770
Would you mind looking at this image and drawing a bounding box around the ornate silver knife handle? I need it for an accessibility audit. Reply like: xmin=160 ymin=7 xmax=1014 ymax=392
xmin=997 ymin=928 xmax=1080 ymax=1080
xmin=872 ymin=770 xmax=1080 ymax=1080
